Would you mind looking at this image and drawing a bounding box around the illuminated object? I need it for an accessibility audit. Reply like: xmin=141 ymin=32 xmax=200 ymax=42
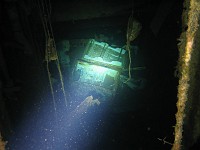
xmin=73 ymin=39 xmax=126 ymax=93
xmin=75 ymin=61 xmax=118 ymax=89
xmin=83 ymin=39 xmax=126 ymax=68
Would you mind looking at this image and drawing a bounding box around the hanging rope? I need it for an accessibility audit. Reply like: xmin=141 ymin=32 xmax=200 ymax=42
xmin=37 ymin=0 xmax=57 ymax=112
xmin=125 ymin=13 xmax=134 ymax=83
xmin=44 ymin=0 xmax=68 ymax=107
xmin=37 ymin=0 xmax=68 ymax=109
xmin=125 ymin=12 xmax=142 ymax=83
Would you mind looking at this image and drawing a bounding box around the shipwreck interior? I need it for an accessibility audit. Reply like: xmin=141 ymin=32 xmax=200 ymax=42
xmin=0 ymin=0 xmax=200 ymax=149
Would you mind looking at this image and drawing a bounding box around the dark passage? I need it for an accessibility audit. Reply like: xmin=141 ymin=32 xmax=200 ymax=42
xmin=0 ymin=0 xmax=183 ymax=149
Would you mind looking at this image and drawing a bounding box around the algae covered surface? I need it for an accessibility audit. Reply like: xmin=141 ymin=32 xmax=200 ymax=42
xmin=172 ymin=0 xmax=200 ymax=149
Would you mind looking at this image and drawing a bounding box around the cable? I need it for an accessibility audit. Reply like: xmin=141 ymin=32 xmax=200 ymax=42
xmin=37 ymin=0 xmax=57 ymax=112
xmin=38 ymin=0 xmax=68 ymax=107
xmin=124 ymin=13 xmax=134 ymax=83
xmin=46 ymin=60 xmax=57 ymax=112
xmin=125 ymin=42 xmax=132 ymax=83
xmin=44 ymin=0 xmax=68 ymax=106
